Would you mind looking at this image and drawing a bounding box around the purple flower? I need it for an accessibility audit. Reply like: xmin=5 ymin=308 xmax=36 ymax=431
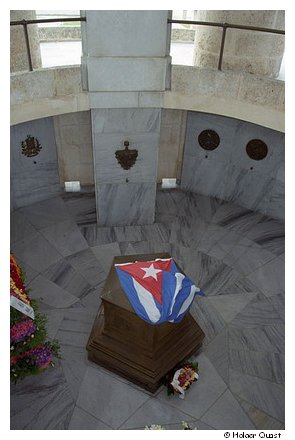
xmin=10 ymin=319 xmax=36 ymax=343
xmin=25 ymin=346 xmax=53 ymax=368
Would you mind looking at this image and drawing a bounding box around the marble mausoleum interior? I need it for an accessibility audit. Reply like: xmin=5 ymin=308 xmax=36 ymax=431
xmin=10 ymin=9 xmax=285 ymax=431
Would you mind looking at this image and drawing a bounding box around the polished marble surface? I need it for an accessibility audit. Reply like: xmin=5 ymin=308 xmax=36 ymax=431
xmin=181 ymin=111 xmax=285 ymax=220
xmin=10 ymin=117 xmax=61 ymax=210
xmin=10 ymin=188 xmax=285 ymax=430
xmin=92 ymin=108 xmax=161 ymax=225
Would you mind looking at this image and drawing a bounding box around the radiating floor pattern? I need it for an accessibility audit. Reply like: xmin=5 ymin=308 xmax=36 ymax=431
xmin=10 ymin=189 xmax=285 ymax=430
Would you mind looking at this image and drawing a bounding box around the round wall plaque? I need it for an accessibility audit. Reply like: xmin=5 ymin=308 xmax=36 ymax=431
xmin=198 ymin=129 xmax=220 ymax=151
xmin=246 ymin=139 xmax=268 ymax=160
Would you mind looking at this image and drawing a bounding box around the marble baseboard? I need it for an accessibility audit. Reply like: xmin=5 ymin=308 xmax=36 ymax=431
xmin=155 ymin=189 xmax=186 ymax=216
xmin=97 ymin=182 xmax=156 ymax=226
xmin=62 ymin=192 xmax=97 ymax=226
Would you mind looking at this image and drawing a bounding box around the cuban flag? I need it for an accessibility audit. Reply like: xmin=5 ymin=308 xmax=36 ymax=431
xmin=115 ymin=258 xmax=204 ymax=325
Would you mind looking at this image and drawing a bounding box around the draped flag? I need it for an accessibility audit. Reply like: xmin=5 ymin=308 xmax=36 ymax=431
xmin=115 ymin=258 xmax=204 ymax=325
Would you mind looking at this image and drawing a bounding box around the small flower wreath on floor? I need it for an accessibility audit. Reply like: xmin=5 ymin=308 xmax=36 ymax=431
xmin=145 ymin=421 xmax=194 ymax=430
xmin=162 ymin=360 xmax=199 ymax=399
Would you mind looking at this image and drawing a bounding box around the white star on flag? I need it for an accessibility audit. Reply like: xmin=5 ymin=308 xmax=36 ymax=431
xmin=141 ymin=263 xmax=162 ymax=280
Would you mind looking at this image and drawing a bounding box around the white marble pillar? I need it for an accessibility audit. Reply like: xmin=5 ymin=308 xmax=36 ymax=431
xmin=81 ymin=10 xmax=171 ymax=225
xmin=193 ymin=10 xmax=284 ymax=77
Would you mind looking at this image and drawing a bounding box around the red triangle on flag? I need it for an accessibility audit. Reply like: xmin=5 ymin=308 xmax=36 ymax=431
xmin=115 ymin=259 xmax=172 ymax=304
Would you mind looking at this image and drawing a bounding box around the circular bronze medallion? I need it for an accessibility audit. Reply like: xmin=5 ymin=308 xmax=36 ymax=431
xmin=246 ymin=139 xmax=268 ymax=160
xmin=198 ymin=129 xmax=220 ymax=151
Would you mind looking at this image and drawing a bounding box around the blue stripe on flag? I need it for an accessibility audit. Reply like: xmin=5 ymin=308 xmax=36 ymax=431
xmin=115 ymin=260 xmax=205 ymax=325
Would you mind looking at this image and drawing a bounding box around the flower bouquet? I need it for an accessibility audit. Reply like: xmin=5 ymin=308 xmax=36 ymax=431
xmin=145 ymin=421 xmax=194 ymax=430
xmin=162 ymin=361 xmax=199 ymax=399
xmin=10 ymin=254 xmax=60 ymax=383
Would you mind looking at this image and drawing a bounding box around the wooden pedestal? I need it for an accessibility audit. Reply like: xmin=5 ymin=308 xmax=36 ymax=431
xmin=86 ymin=253 xmax=205 ymax=393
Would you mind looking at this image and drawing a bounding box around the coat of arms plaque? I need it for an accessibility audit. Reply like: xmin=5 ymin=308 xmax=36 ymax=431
xmin=21 ymin=135 xmax=42 ymax=158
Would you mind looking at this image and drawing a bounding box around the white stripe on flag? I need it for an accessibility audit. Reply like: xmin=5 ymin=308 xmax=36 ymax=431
xmin=176 ymin=284 xmax=198 ymax=318
xmin=133 ymin=278 xmax=161 ymax=323
xmin=115 ymin=258 xmax=172 ymax=267
xmin=169 ymin=272 xmax=185 ymax=315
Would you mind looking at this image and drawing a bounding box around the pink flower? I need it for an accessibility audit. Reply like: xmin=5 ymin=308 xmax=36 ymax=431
xmin=10 ymin=319 xmax=36 ymax=343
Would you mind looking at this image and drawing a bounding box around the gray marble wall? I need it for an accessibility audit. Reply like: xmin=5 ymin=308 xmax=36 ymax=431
xmin=91 ymin=108 xmax=161 ymax=225
xmin=11 ymin=117 xmax=61 ymax=209
xmin=181 ymin=112 xmax=285 ymax=220
xmin=53 ymin=111 xmax=94 ymax=185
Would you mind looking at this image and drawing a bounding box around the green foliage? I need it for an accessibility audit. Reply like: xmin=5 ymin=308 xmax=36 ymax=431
xmin=10 ymin=299 xmax=61 ymax=384
xmin=162 ymin=360 xmax=199 ymax=396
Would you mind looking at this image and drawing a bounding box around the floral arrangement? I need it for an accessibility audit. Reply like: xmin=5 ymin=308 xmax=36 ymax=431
xmin=162 ymin=361 xmax=199 ymax=399
xmin=145 ymin=421 xmax=194 ymax=430
xmin=10 ymin=254 xmax=60 ymax=383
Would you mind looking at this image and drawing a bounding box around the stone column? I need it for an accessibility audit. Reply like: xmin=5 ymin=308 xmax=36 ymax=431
xmin=10 ymin=10 xmax=42 ymax=72
xmin=82 ymin=10 xmax=171 ymax=225
xmin=193 ymin=10 xmax=284 ymax=77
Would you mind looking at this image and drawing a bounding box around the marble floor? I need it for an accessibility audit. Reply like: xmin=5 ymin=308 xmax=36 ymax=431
xmin=10 ymin=188 xmax=285 ymax=430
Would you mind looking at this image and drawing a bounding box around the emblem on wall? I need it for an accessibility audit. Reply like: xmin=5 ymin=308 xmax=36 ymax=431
xmin=246 ymin=139 xmax=268 ymax=160
xmin=21 ymin=135 xmax=42 ymax=157
xmin=115 ymin=141 xmax=138 ymax=170
xmin=198 ymin=129 xmax=220 ymax=151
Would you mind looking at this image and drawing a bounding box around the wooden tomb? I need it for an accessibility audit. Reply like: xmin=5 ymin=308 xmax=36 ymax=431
xmin=87 ymin=253 xmax=205 ymax=393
